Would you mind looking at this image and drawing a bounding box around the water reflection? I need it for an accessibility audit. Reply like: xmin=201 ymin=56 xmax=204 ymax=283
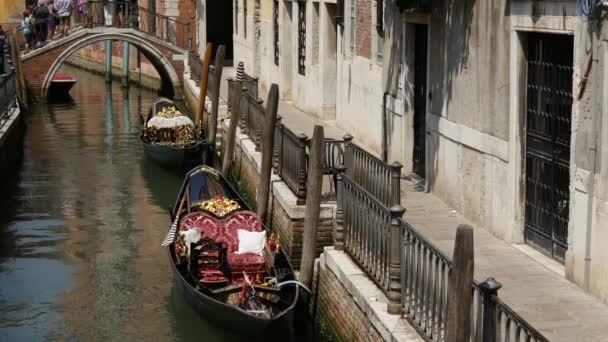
xmin=0 ymin=65 xmax=313 ymax=341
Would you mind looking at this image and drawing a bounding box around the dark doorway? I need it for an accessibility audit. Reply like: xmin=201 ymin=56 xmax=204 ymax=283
xmin=412 ymin=24 xmax=428 ymax=178
xmin=207 ymin=0 xmax=234 ymax=63
xmin=524 ymin=33 xmax=573 ymax=263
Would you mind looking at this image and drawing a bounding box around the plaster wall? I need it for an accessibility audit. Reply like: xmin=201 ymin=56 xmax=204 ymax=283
xmin=336 ymin=54 xmax=384 ymax=155
xmin=234 ymin=0 xmax=337 ymax=119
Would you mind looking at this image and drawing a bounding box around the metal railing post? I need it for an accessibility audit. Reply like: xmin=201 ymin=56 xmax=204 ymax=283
xmin=391 ymin=162 xmax=403 ymax=206
xmin=273 ymin=115 xmax=282 ymax=174
xmin=240 ymin=86 xmax=249 ymax=133
xmin=255 ymin=98 xmax=264 ymax=150
xmin=387 ymin=205 xmax=405 ymax=314
xmin=334 ymin=164 xmax=347 ymax=250
xmin=479 ymin=278 xmax=502 ymax=342
xmin=296 ymin=133 xmax=309 ymax=202
xmin=343 ymin=133 xmax=353 ymax=174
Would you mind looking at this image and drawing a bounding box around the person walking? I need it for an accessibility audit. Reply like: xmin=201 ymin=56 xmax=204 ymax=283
xmin=33 ymin=0 xmax=50 ymax=46
xmin=56 ymin=0 xmax=71 ymax=38
xmin=47 ymin=0 xmax=58 ymax=40
xmin=78 ymin=0 xmax=89 ymax=27
xmin=22 ymin=10 xmax=35 ymax=49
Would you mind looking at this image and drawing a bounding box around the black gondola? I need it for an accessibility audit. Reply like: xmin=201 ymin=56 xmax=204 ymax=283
xmin=140 ymin=97 xmax=207 ymax=166
xmin=164 ymin=165 xmax=299 ymax=335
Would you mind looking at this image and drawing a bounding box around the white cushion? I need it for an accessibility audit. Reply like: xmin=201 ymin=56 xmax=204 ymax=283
xmin=179 ymin=228 xmax=202 ymax=255
xmin=236 ymin=229 xmax=266 ymax=256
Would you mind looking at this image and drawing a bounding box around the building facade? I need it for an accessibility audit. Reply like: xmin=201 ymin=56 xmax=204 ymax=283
xmin=232 ymin=0 xmax=608 ymax=303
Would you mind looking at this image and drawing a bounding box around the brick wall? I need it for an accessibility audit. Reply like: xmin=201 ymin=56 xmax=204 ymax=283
xmin=356 ymin=0 xmax=371 ymax=59
xmin=314 ymin=257 xmax=383 ymax=341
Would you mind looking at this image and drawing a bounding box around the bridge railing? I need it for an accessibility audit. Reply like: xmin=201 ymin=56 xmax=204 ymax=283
xmin=75 ymin=1 xmax=192 ymax=50
xmin=0 ymin=38 xmax=17 ymax=129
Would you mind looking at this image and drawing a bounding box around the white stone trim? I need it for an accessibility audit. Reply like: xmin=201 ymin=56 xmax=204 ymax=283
xmin=427 ymin=113 xmax=509 ymax=162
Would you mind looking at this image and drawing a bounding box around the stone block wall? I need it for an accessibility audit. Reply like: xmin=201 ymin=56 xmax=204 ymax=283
xmin=269 ymin=190 xmax=334 ymax=268
xmin=314 ymin=254 xmax=383 ymax=342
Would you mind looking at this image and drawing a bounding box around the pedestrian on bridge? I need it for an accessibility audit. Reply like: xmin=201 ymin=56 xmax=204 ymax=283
xmin=56 ymin=0 xmax=72 ymax=38
xmin=33 ymin=0 xmax=49 ymax=46
xmin=47 ymin=0 xmax=58 ymax=40
xmin=21 ymin=10 xmax=34 ymax=50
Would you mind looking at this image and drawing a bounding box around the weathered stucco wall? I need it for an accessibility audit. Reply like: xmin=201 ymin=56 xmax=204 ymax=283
xmin=234 ymin=0 xmax=338 ymax=120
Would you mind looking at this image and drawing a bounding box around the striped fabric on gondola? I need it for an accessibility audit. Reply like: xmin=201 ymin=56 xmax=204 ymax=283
xmin=161 ymin=216 xmax=179 ymax=247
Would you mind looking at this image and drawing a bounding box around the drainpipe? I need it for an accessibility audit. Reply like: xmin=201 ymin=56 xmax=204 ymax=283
xmin=382 ymin=92 xmax=388 ymax=163
xmin=583 ymin=50 xmax=599 ymax=292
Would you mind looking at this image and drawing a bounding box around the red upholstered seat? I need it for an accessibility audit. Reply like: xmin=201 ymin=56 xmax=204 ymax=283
xmin=179 ymin=210 xmax=266 ymax=277
xmin=223 ymin=211 xmax=263 ymax=252
xmin=179 ymin=212 xmax=222 ymax=241
xmin=228 ymin=252 xmax=266 ymax=273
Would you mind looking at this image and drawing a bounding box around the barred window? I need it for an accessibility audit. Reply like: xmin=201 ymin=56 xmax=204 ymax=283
xmin=235 ymin=0 xmax=239 ymax=35
xmin=274 ymin=0 xmax=279 ymax=66
xmin=244 ymin=0 xmax=248 ymax=38
xmin=298 ymin=1 xmax=306 ymax=75
xmin=349 ymin=0 xmax=355 ymax=55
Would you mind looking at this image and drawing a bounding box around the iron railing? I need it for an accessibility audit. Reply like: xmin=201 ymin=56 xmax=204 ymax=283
xmin=333 ymin=155 xmax=549 ymax=342
xmin=72 ymin=1 xmax=192 ymax=50
xmin=491 ymin=295 xmax=549 ymax=342
xmin=274 ymin=122 xmax=308 ymax=201
xmin=243 ymin=92 xmax=265 ymax=148
xmin=227 ymin=74 xmax=259 ymax=111
xmin=343 ymin=135 xmax=400 ymax=207
xmin=0 ymin=57 xmax=17 ymax=129
xmin=188 ymin=50 xmax=203 ymax=86
xmin=400 ymin=218 xmax=452 ymax=341
xmin=342 ymin=174 xmax=392 ymax=292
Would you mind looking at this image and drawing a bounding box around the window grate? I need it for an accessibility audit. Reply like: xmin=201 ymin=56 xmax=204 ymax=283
xmin=274 ymin=0 xmax=279 ymax=66
xmin=298 ymin=1 xmax=306 ymax=75
xmin=235 ymin=0 xmax=239 ymax=35
xmin=244 ymin=0 xmax=248 ymax=38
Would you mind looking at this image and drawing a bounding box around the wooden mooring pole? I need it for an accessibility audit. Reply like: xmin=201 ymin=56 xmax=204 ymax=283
xmin=446 ymin=224 xmax=475 ymax=342
xmin=208 ymin=45 xmax=226 ymax=151
xmin=195 ymin=42 xmax=212 ymax=127
xmin=256 ymin=84 xmax=279 ymax=223
xmin=222 ymin=79 xmax=242 ymax=176
xmin=299 ymin=125 xmax=324 ymax=289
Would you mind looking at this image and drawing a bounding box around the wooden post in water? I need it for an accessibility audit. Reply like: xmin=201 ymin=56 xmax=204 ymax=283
xmin=222 ymin=79 xmax=242 ymax=176
xmin=256 ymin=84 xmax=279 ymax=224
xmin=299 ymin=125 xmax=324 ymax=289
xmin=446 ymin=224 xmax=475 ymax=342
xmin=208 ymin=45 xmax=226 ymax=150
xmin=195 ymin=42 xmax=212 ymax=127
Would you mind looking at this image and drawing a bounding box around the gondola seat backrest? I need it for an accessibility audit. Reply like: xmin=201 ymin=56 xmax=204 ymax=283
xmin=179 ymin=210 xmax=263 ymax=252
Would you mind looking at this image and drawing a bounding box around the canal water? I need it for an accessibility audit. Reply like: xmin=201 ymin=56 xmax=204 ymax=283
xmin=0 ymin=66 xmax=314 ymax=341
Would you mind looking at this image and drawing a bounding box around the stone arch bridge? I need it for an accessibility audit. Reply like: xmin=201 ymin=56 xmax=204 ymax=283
xmin=21 ymin=28 xmax=188 ymax=101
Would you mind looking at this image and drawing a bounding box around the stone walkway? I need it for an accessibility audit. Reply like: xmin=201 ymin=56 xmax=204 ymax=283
xmin=401 ymin=180 xmax=608 ymax=342
xmin=215 ymin=71 xmax=608 ymax=341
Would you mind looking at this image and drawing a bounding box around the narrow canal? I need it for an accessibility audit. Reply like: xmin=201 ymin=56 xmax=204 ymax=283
xmin=0 ymin=66 xmax=313 ymax=341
